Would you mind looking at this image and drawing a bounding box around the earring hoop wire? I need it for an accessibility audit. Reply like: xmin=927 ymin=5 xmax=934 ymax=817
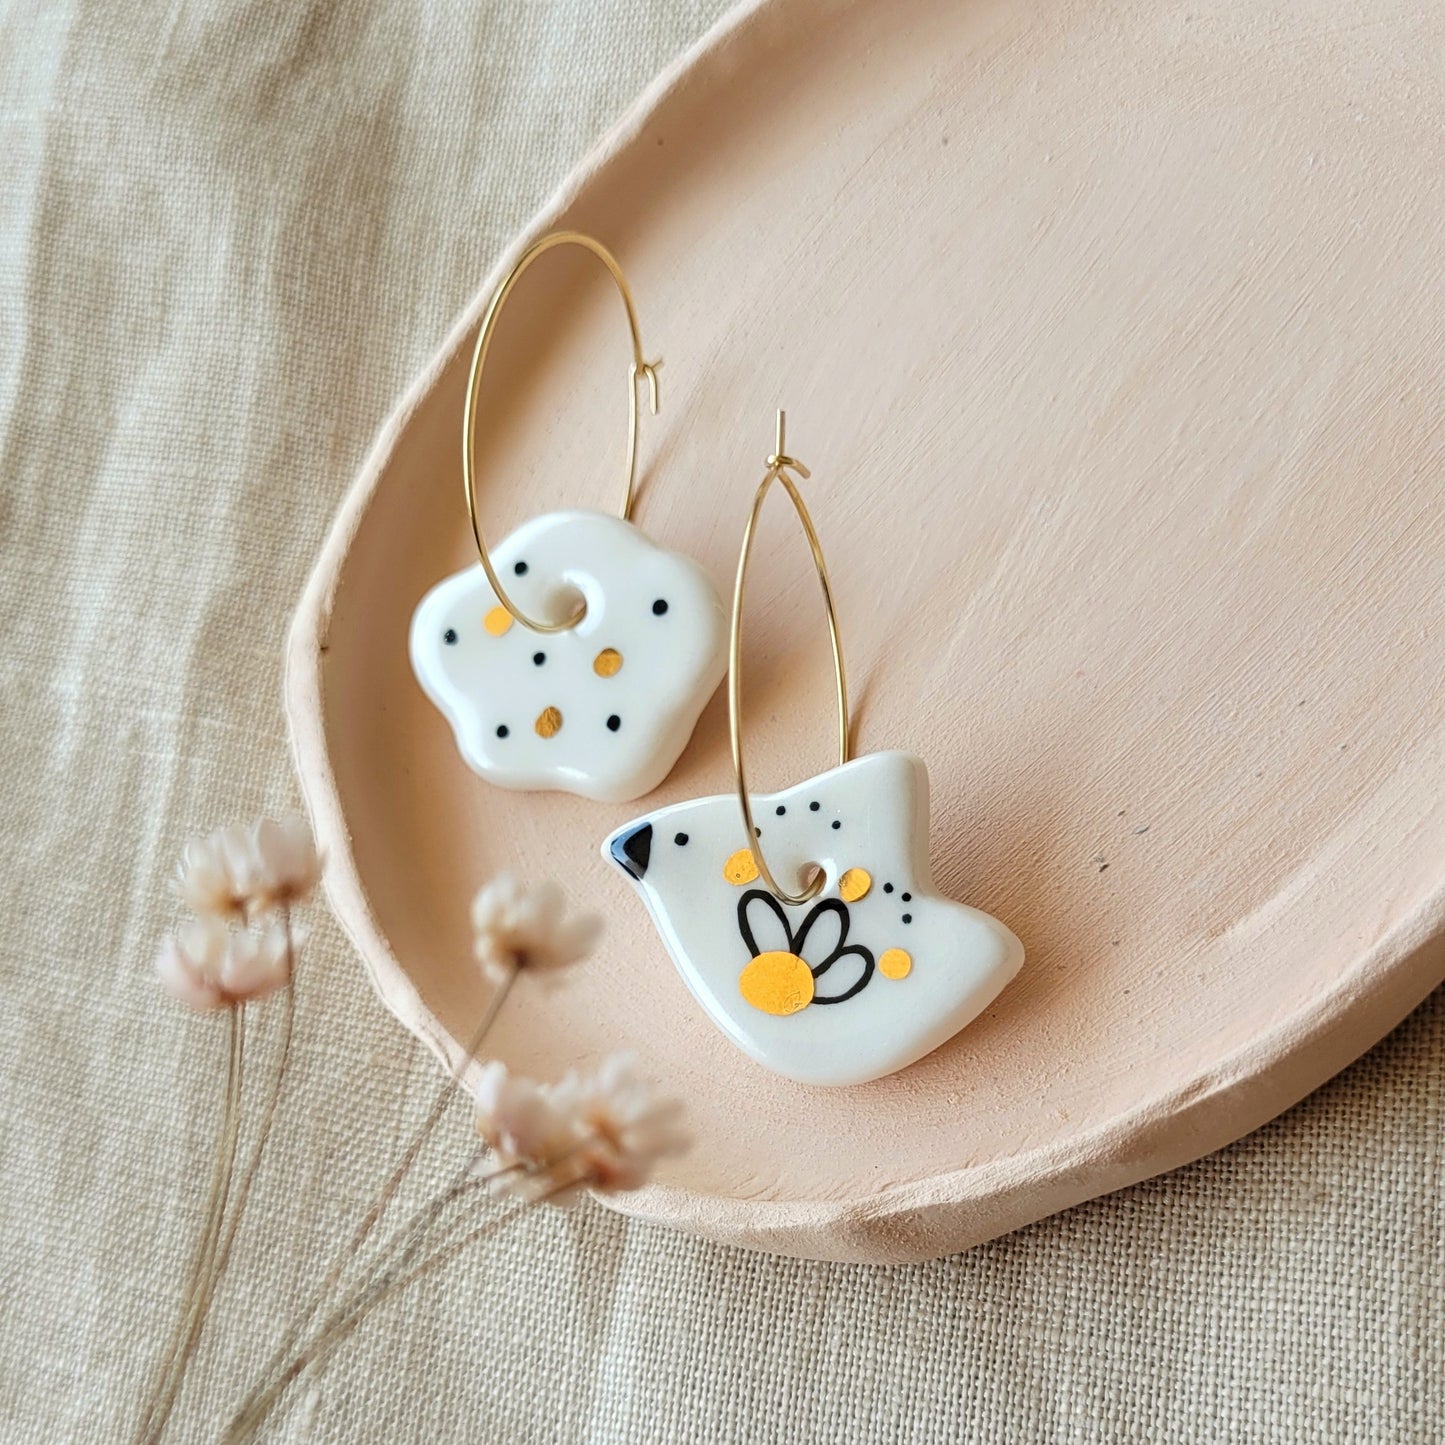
xmin=729 ymin=412 xmax=850 ymax=907
xmin=462 ymin=230 xmax=661 ymax=634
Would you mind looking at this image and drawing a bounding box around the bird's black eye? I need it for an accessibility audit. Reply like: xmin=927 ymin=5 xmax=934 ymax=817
xmin=606 ymin=715 xmax=621 ymax=732
xmin=532 ymin=652 xmax=545 ymax=666
xmin=674 ymin=832 xmax=689 ymax=847
xmin=443 ymin=628 xmax=458 ymax=645
xmin=775 ymin=805 xmax=786 ymax=816
xmin=496 ymin=725 xmax=510 ymax=738
xmin=514 ymin=561 xmax=528 ymax=576
xmin=651 ymin=598 xmax=669 ymax=616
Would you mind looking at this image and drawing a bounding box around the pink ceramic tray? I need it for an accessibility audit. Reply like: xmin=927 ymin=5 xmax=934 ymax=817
xmin=286 ymin=0 xmax=1445 ymax=1262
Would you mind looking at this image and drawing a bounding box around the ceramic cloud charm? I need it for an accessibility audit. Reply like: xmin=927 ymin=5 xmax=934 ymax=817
xmin=411 ymin=510 xmax=727 ymax=804
xmin=603 ymin=751 xmax=1024 ymax=1086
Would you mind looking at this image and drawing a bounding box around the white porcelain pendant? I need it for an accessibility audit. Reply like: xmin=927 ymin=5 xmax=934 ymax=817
xmin=411 ymin=511 xmax=727 ymax=803
xmin=603 ymin=751 xmax=1024 ymax=1086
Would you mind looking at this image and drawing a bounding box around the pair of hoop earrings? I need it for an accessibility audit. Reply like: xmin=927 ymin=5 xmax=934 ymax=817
xmin=411 ymin=233 xmax=1022 ymax=1087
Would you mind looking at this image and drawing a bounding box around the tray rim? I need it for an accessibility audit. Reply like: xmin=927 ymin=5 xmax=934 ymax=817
xmin=282 ymin=0 xmax=1445 ymax=1263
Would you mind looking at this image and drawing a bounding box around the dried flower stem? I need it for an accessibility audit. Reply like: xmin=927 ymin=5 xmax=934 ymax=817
xmin=331 ymin=1162 xmax=479 ymax=1299
xmin=315 ymin=1155 xmax=540 ymax=1317
xmin=241 ymin=965 xmax=519 ymax=1424
xmin=346 ymin=1161 xmax=569 ymax=1300
xmin=229 ymin=1144 xmax=595 ymax=1441
xmin=134 ymin=1008 xmax=245 ymax=1444
xmin=222 ymin=1192 xmax=553 ymax=1443
xmin=138 ymin=913 xmax=296 ymax=1445
xmin=208 ymin=911 xmax=296 ymax=1285
xmin=346 ymin=965 xmax=518 ymax=1256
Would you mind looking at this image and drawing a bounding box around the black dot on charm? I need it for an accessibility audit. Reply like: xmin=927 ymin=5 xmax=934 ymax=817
xmin=775 ymin=805 xmax=786 ymax=816
xmin=831 ymin=820 xmax=841 ymax=830
xmin=901 ymin=892 xmax=912 ymax=903
xmin=513 ymin=561 xmax=528 ymax=576
xmin=532 ymin=652 xmax=545 ymax=666
xmin=902 ymin=913 xmax=913 ymax=925
xmin=443 ymin=628 xmax=458 ymax=645
xmin=809 ymin=801 xmax=821 ymax=812
xmin=651 ymin=598 xmax=669 ymax=616
xmin=884 ymin=882 xmax=894 ymax=894
xmin=606 ymin=714 xmax=621 ymax=732
xmin=674 ymin=832 xmax=689 ymax=847
xmin=496 ymin=725 xmax=509 ymax=738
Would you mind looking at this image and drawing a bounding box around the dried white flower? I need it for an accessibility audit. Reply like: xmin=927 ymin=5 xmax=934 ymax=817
xmin=173 ymin=825 xmax=256 ymax=920
xmin=171 ymin=815 xmax=320 ymax=919
xmin=551 ymin=1053 xmax=690 ymax=1194
xmin=470 ymin=875 xmax=602 ymax=985
xmin=472 ymin=1060 xmax=580 ymax=1198
xmin=246 ymin=815 xmax=322 ymax=910
xmin=155 ymin=916 xmax=297 ymax=1010
xmin=473 ymin=1054 xmax=687 ymax=1206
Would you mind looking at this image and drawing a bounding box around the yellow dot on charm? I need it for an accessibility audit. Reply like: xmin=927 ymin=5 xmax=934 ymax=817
xmin=879 ymin=947 xmax=913 ymax=980
xmin=483 ymin=606 xmax=513 ymax=637
xmin=723 ymin=848 xmax=760 ymax=886
xmin=593 ymin=648 xmax=623 ymax=677
xmin=739 ymin=951 xmax=814 ymax=1015
xmin=534 ymin=705 xmax=563 ymax=738
xmin=839 ymin=867 xmax=872 ymax=902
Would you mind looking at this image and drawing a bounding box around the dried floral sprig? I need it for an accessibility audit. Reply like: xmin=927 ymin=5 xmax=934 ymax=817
xmin=247 ymin=816 xmax=325 ymax=912
xmin=147 ymin=855 xmax=685 ymax=1444
xmin=471 ymin=1060 xmax=579 ymax=1181
xmin=155 ymin=916 xmax=297 ymax=1011
xmin=547 ymin=1052 xmax=691 ymax=1194
xmin=172 ymin=816 xmax=322 ymax=922
xmin=172 ymin=826 xmax=255 ymax=920
xmin=470 ymin=873 xmax=602 ymax=985
xmin=225 ymin=1056 xmax=687 ymax=1443
xmin=474 ymin=1054 xmax=689 ymax=1205
xmin=225 ymin=876 xmax=605 ymax=1439
xmin=321 ymin=1055 xmax=688 ymax=1336
xmin=134 ymin=816 xmax=318 ymax=1445
xmin=339 ymin=876 xmax=601 ymax=1256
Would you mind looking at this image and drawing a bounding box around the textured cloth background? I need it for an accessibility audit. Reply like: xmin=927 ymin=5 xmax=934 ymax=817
xmin=1 ymin=1 xmax=1441 ymax=1440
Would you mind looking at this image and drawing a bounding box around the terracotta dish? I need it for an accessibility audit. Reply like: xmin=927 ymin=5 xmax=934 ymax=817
xmin=286 ymin=0 xmax=1445 ymax=1261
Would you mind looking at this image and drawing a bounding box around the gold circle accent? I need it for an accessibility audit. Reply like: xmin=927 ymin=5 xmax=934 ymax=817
xmin=879 ymin=947 xmax=913 ymax=980
xmin=483 ymin=606 xmax=514 ymax=637
xmin=723 ymin=848 xmax=760 ymax=887
xmin=593 ymin=648 xmax=623 ymax=677
xmin=838 ymin=867 xmax=872 ymax=902
xmin=738 ymin=951 xmax=814 ymax=1015
xmin=534 ymin=706 xmax=563 ymax=738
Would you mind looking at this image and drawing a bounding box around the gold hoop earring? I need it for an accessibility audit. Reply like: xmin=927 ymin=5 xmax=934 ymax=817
xmin=604 ymin=414 xmax=1025 ymax=1087
xmin=463 ymin=231 xmax=659 ymax=634
xmin=410 ymin=231 xmax=728 ymax=804
xmin=729 ymin=411 xmax=848 ymax=906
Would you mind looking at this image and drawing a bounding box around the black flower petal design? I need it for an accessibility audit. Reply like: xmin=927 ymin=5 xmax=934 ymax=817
xmin=737 ymin=889 xmax=876 ymax=1005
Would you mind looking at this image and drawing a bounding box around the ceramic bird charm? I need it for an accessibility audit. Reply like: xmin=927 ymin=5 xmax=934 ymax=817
xmin=604 ymin=751 xmax=1023 ymax=1086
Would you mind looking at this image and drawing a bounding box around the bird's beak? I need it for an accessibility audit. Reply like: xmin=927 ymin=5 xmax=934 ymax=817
xmin=609 ymin=821 xmax=653 ymax=880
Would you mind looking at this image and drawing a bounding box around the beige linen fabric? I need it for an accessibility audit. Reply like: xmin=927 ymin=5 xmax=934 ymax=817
xmin=0 ymin=1 xmax=1440 ymax=1440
